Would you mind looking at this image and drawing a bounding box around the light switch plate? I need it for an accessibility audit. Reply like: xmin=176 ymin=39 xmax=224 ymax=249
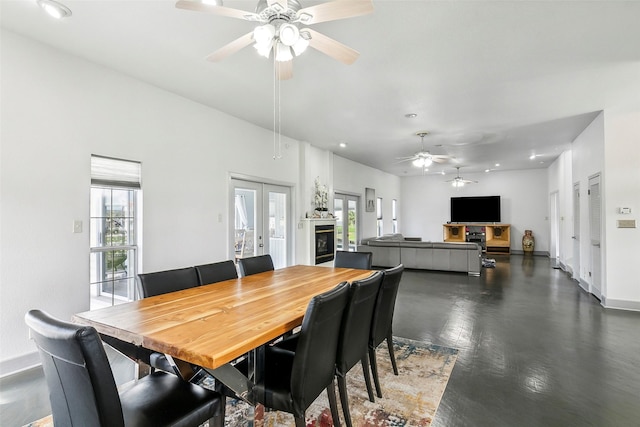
xmin=73 ymin=220 xmax=83 ymax=233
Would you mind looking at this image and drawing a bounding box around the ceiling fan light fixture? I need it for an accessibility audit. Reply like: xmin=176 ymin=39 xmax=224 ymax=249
xmin=275 ymin=42 xmax=293 ymax=62
xmin=37 ymin=0 xmax=72 ymax=19
xmin=254 ymin=24 xmax=276 ymax=45
xmin=412 ymin=158 xmax=425 ymax=168
xmin=292 ymin=35 xmax=309 ymax=56
xmin=279 ymin=23 xmax=300 ymax=46
xmin=452 ymin=180 xmax=465 ymax=188
xmin=254 ymin=40 xmax=273 ymax=58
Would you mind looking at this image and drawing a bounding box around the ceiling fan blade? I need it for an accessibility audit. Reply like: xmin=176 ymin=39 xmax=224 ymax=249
xmin=296 ymin=0 xmax=373 ymax=25
xmin=205 ymin=32 xmax=254 ymax=62
xmin=276 ymin=60 xmax=293 ymax=80
xmin=175 ymin=0 xmax=260 ymax=21
xmin=305 ymin=28 xmax=359 ymax=65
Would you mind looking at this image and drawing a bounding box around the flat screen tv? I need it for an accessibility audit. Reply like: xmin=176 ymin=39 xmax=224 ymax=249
xmin=450 ymin=196 xmax=501 ymax=223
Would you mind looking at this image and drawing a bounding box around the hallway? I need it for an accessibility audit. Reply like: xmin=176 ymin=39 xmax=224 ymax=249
xmin=2 ymin=255 xmax=639 ymax=426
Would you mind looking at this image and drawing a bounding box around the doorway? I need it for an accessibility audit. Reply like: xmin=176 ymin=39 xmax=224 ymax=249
xmin=572 ymin=182 xmax=581 ymax=284
xmin=231 ymin=179 xmax=292 ymax=269
xmin=334 ymin=192 xmax=360 ymax=251
xmin=588 ymin=174 xmax=602 ymax=300
xmin=550 ymin=191 xmax=560 ymax=266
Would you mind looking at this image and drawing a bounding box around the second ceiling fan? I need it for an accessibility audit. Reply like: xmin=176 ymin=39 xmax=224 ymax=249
xmin=396 ymin=131 xmax=454 ymax=170
xmin=176 ymin=0 xmax=374 ymax=79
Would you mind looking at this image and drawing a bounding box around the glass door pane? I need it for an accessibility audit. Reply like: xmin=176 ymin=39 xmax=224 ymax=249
xmin=234 ymin=183 xmax=262 ymax=259
xmin=334 ymin=198 xmax=345 ymax=251
xmin=347 ymin=199 xmax=358 ymax=251
xmin=264 ymin=185 xmax=290 ymax=269
xmin=334 ymin=193 xmax=360 ymax=252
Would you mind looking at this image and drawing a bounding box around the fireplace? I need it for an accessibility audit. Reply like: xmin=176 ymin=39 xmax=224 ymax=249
xmin=314 ymin=224 xmax=335 ymax=265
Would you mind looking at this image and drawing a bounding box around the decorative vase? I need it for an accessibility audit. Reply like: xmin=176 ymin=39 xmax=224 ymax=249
xmin=522 ymin=230 xmax=534 ymax=253
xmin=315 ymin=207 xmax=328 ymax=218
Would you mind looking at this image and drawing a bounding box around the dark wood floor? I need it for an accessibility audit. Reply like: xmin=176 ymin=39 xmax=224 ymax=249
xmin=2 ymin=255 xmax=639 ymax=426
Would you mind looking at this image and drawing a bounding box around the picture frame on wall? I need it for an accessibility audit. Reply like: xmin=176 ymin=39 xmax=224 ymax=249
xmin=365 ymin=187 xmax=375 ymax=212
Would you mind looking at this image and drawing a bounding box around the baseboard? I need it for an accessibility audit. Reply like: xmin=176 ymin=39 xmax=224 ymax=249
xmin=601 ymin=297 xmax=640 ymax=312
xmin=0 ymin=351 xmax=41 ymax=378
xmin=578 ymin=278 xmax=590 ymax=292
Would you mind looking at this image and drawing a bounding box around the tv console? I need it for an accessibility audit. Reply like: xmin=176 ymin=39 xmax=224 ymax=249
xmin=443 ymin=223 xmax=511 ymax=255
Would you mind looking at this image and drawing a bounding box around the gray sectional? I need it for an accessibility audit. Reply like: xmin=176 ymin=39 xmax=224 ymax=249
xmin=357 ymin=234 xmax=482 ymax=276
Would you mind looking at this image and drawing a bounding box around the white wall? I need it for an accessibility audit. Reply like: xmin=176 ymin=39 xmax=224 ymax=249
xmin=401 ymin=169 xmax=549 ymax=252
xmin=0 ymin=30 xmax=302 ymax=373
xmin=570 ymin=112 xmax=605 ymax=290
xmin=603 ymin=106 xmax=640 ymax=307
xmin=333 ymin=155 xmax=401 ymax=239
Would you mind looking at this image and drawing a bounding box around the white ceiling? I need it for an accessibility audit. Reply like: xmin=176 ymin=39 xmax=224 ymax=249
xmin=2 ymin=0 xmax=639 ymax=178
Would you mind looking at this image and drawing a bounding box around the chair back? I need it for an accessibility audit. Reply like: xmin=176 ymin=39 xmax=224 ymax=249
xmin=371 ymin=264 xmax=404 ymax=347
xmin=138 ymin=267 xmax=199 ymax=298
xmin=334 ymin=251 xmax=373 ymax=270
xmin=336 ymin=271 xmax=384 ymax=375
xmin=289 ymin=282 xmax=350 ymax=416
xmin=195 ymin=260 xmax=238 ymax=285
xmin=25 ymin=310 xmax=125 ymax=427
xmin=237 ymin=254 xmax=274 ymax=277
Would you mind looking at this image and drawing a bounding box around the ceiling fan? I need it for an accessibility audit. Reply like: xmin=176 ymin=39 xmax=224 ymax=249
xmin=396 ymin=131 xmax=453 ymax=169
xmin=446 ymin=167 xmax=478 ymax=187
xmin=175 ymin=0 xmax=374 ymax=79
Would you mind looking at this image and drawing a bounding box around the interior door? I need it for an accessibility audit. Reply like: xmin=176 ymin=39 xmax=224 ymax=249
xmin=572 ymin=182 xmax=581 ymax=283
xmin=550 ymin=191 xmax=560 ymax=265
xmin=231 ymin=179 xmax=291 ymax=269
xmin=334 ymin=193 xmax=360 ymax=251
xmin=588 ymin=174 xmax=602 ymax=300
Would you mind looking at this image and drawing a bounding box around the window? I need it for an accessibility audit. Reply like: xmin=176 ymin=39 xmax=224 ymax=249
xmin=90 ymin=155 xmax=141 ymax=310
xmin=376 ymin=197 xmax=383 ymax=237
xmin=392 ymin=199 xmax=398 ymax=234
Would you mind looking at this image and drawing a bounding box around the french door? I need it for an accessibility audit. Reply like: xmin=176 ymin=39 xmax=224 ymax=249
xmin=334 ymin=193 xmax=360 ymax=251
xmin=231 ymin=179 xmax=291 ymax=269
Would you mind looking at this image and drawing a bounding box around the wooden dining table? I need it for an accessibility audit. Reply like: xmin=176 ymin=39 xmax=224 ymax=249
xmin=73 ymin=264 xmax=374 ymax=402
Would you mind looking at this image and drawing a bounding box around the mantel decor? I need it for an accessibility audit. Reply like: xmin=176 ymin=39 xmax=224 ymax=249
xmin=313 ymin=177 xmax=329 ymax=217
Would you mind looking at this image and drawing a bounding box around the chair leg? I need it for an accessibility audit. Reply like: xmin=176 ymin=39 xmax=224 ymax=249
xmin=386 ymin=331 xmax=398 ymax=375
xmin=337 ymin=374 xmax=353 ymax=427
xmin=369 ymin=345 xmax=383 ymax=398
xmin=326 ymin=378 xmax=342 ymax=427
xmin=294 ymin=416 xmax=306 ymax=427
xmin=361 ymin=356 xmax=375 ymax=403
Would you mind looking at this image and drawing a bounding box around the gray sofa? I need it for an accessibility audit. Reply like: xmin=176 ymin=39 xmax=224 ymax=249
xmin=357 ymin=234 xmax=482 ymax=276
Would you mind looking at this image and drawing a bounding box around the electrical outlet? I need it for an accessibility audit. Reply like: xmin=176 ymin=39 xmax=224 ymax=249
xmin=73 ymin=220 xmax=83 ymax=233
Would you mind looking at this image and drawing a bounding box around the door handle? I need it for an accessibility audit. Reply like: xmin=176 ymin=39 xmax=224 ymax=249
xmin=592 ymin=243 xmax=600 ymax=247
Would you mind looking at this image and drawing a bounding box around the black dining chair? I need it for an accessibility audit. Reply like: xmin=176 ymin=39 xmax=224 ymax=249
xmin=138 ymin=267 xmax=201 ymax=374
xmin=334 ymin=270 xmax=384 ymax=427
xmin=334 ymin=251 xmax=373 ymax=270
xmin=236 ymin=282 xmax=350 ymax=426
xmin=237 ymin=254 xmax=274 ymax=277
xmin=195 ymin=260 xmax=238 ymax=285
xmin=369 ymin=264 xmax=404 ymax=398
xmin=137 ymin=266 xmax=200 ymax=298
xmin=25 ymin=309 xmax=225 ymax=427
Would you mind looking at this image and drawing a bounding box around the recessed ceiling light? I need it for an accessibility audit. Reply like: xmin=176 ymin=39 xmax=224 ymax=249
xmin=495 ymin=163 xmax=500 ymax=167
xmin=529 ymin=154 xmax=537 ymax=160
xmin=404 ymin=113 xmax=417 ymax=118
xmin=37 ymin=0 xmax=72 ymax=19
xmin=485 ymin=169 xmax=491 ymax=173
xmin=339 ymin=142 xmax=347 ymax=148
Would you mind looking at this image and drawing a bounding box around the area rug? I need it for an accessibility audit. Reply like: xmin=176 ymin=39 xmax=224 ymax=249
xmin=25 ymin=337 xmax=457 ymax=427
